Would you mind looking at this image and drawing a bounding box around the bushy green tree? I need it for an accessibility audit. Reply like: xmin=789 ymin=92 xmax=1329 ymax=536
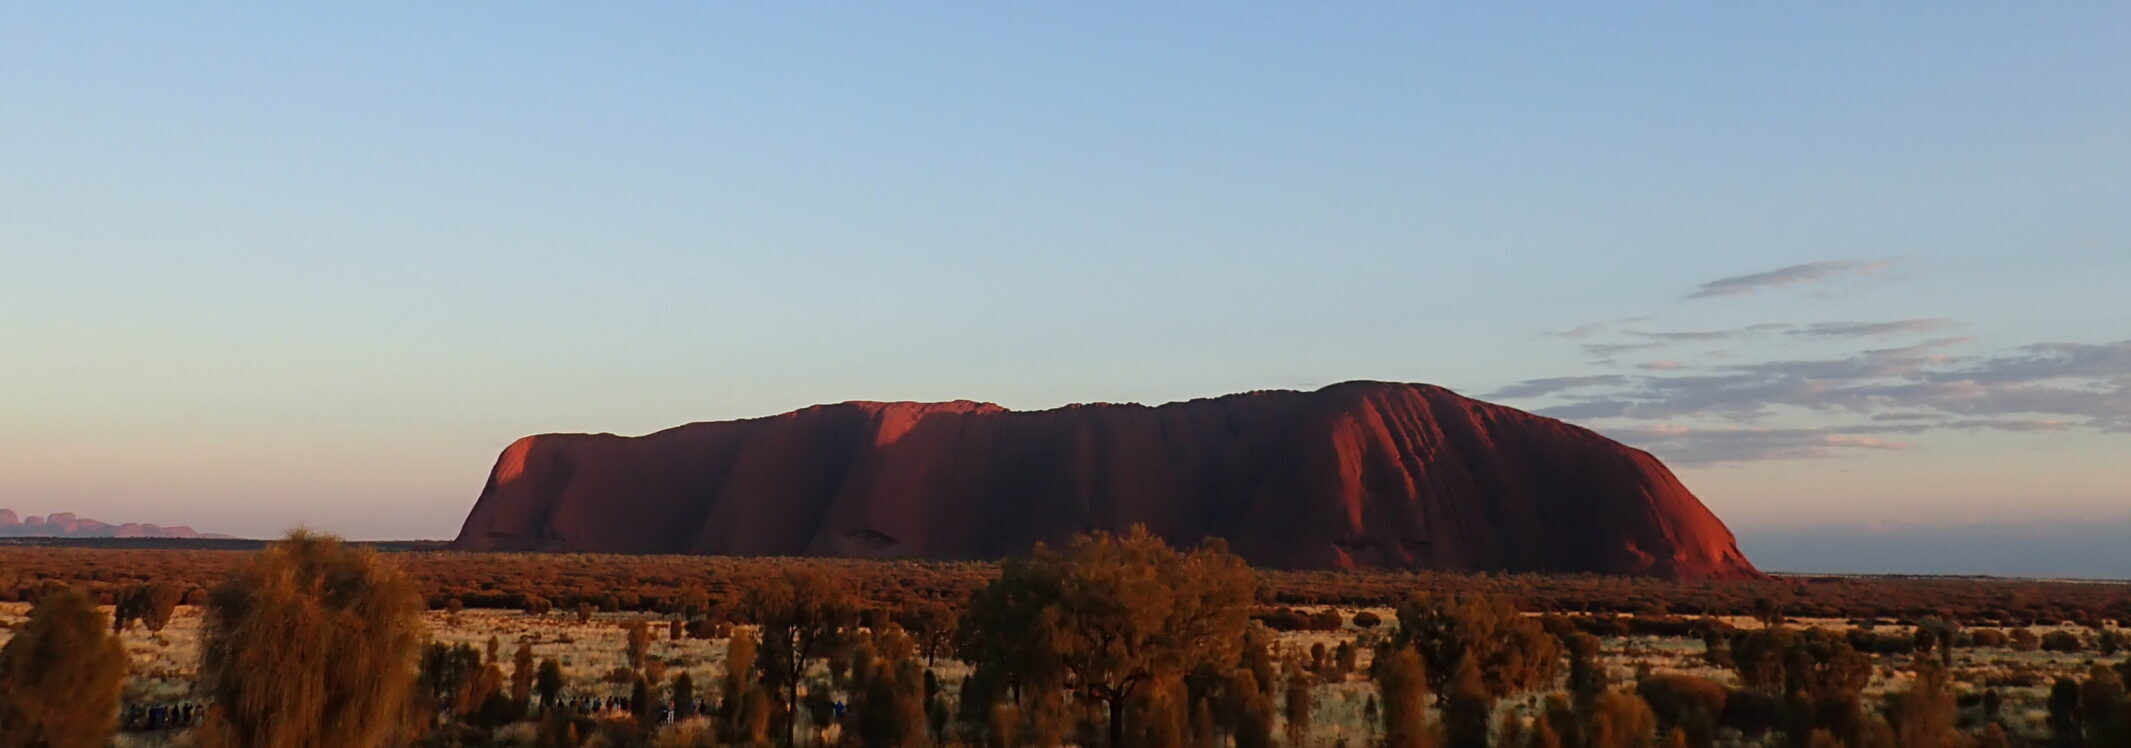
xmin=0 ymin=588 xmax=129 ymax=748
xmin=199 ymin=530 xmax=424 ymax=748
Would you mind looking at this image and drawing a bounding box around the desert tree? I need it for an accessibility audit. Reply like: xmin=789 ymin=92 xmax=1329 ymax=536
xmin=1390 ymin=593 xmax=1560 ymax=748
xmin=536 ymin=658 xmax=565 ymax=715
xmin=418 ymin=641 xmax=483 ymax=720
xmin=625 ymin=617 xmax=653 ymax=672
xmin=2049 ymin=677 xmax=2083 ymax=747
xmin=1376 ymin=645 xmax=1436 ymax=748
xmin=199 ymin=530 xmax=425 ymax=748
xmin=113 ymin=581 xmax=184 ymax=635
xmin=632 ymin=673 xmax=655 ymax=723
xmin=512 ymin=640 xmax=536 ymax=707
xmin=140 ymin=581 xmax=183 ymax=633
xmin=0 ymin=588 xmax=129 ymax=748
xmin=1228 ymin=668 xmax=1277 ymax=748
xmin=895 ymin=598 xmax=959 ymax=667
xmin=956 ymin=557 xmax=1068 ymax=743
xmin=2079 ymin=665 xmax=2129 ymax=748
xmin=1126 ymin=671 xmax=1190 ymax=748
xmin=467 ymin=662 xmax=512 ymax=728
xmin=1634 ymin=674 xmax=1727 ymax=748
xmin=1442 ymin=659 xmax=1495 ymax=748
xmin=1284 ymin=660 xmax=1314 ymax=746
xmin=723 ymin=627 xmax=774 ymax=746
xmin=740 ymin=567 xmax=860 ymax=747
xmin=1723 ymin=627 xmax=1872 ymax=745
xmin=1587 ymin=691 xmax=1658 ymax=748
xmin=852 ymin=626 xmax=931 ymax=748
xmin=1333 ymin=640 xmax=1358 ymax=680
xmin=1565 ymin=632 xmax=1607 ymax=716
xmin=1391 ymin=593 xmax=1562 ymax=701
xmin=674 ymin=671 xmax=698 ymax=721
xmin=1884 ymin=657 xmax=1960 ymax=748
xmin=959 ymin=526 xmax=1257 ymax=748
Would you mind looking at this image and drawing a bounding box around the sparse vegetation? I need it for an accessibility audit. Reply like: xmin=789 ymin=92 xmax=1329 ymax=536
xmin=0 ymin=536 xmax=2127 ymax=747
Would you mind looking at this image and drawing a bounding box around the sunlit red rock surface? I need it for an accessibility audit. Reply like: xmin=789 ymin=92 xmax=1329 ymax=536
xmin=452 ymin=381 xmax=1759 ymax=578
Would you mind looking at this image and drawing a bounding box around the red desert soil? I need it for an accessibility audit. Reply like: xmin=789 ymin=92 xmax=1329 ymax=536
xmin=452 ymin=381 xmax=1758 ymax=579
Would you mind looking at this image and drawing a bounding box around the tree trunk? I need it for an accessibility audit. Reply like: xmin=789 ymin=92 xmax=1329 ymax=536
xmin=1109 ymin=695 xmax=1127 ymax=748
xmin=786 ymin=681 xmax=799 ymax=748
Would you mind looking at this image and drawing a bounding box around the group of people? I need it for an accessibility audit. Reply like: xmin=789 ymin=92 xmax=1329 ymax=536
xmin=549 ymin=691 xmax=854 ymax=726
xmin=119 ymin=701 xmax=204 ymax=732
xmin=557 ymin=692 xmax=720 ymax=723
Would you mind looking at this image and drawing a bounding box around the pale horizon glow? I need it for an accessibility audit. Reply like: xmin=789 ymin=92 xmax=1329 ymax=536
xmin=3 ymin=4 xmax=2128 ymax=576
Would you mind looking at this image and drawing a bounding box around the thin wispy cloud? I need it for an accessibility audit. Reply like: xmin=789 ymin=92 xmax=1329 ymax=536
xmin=1485 ymin=375 xmax=1628 ymax=399
xmin=1599 ymin=424 xmax=1910 ymax=464
xmin=1626 ymin=323 xmax=1794 ymax=343
xmin=1789 ymin=319 xmax=1960 ymax=338
xmin=1581 ymin=341 xmax=1668 ymax=360
xmin=1685 ymin=260 xmax=1892 ymax=300
xmin=1542 ymin=316 xmax=1653 ymax=340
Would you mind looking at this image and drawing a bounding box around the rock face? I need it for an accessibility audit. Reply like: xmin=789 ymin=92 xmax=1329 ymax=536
xmin=0 ymin=509 xmax=221 ymax=539
xmin=452 ymin=382 xmax=1759 ymax=578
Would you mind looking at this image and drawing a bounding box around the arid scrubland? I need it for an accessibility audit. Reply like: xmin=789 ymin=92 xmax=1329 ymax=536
xmin=8 ymin=602 xmax=2122 ymax=747
xmin=1 ymin=536 xmax=2127 ymax=747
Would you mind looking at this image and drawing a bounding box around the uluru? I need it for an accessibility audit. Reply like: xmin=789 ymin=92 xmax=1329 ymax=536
xmin=452 ymin=381 xmax=1758 ymax=578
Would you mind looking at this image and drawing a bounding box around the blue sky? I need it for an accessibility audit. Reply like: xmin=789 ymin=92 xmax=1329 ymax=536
xmin=3 ymin=5 xmax=2127 ymax=574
